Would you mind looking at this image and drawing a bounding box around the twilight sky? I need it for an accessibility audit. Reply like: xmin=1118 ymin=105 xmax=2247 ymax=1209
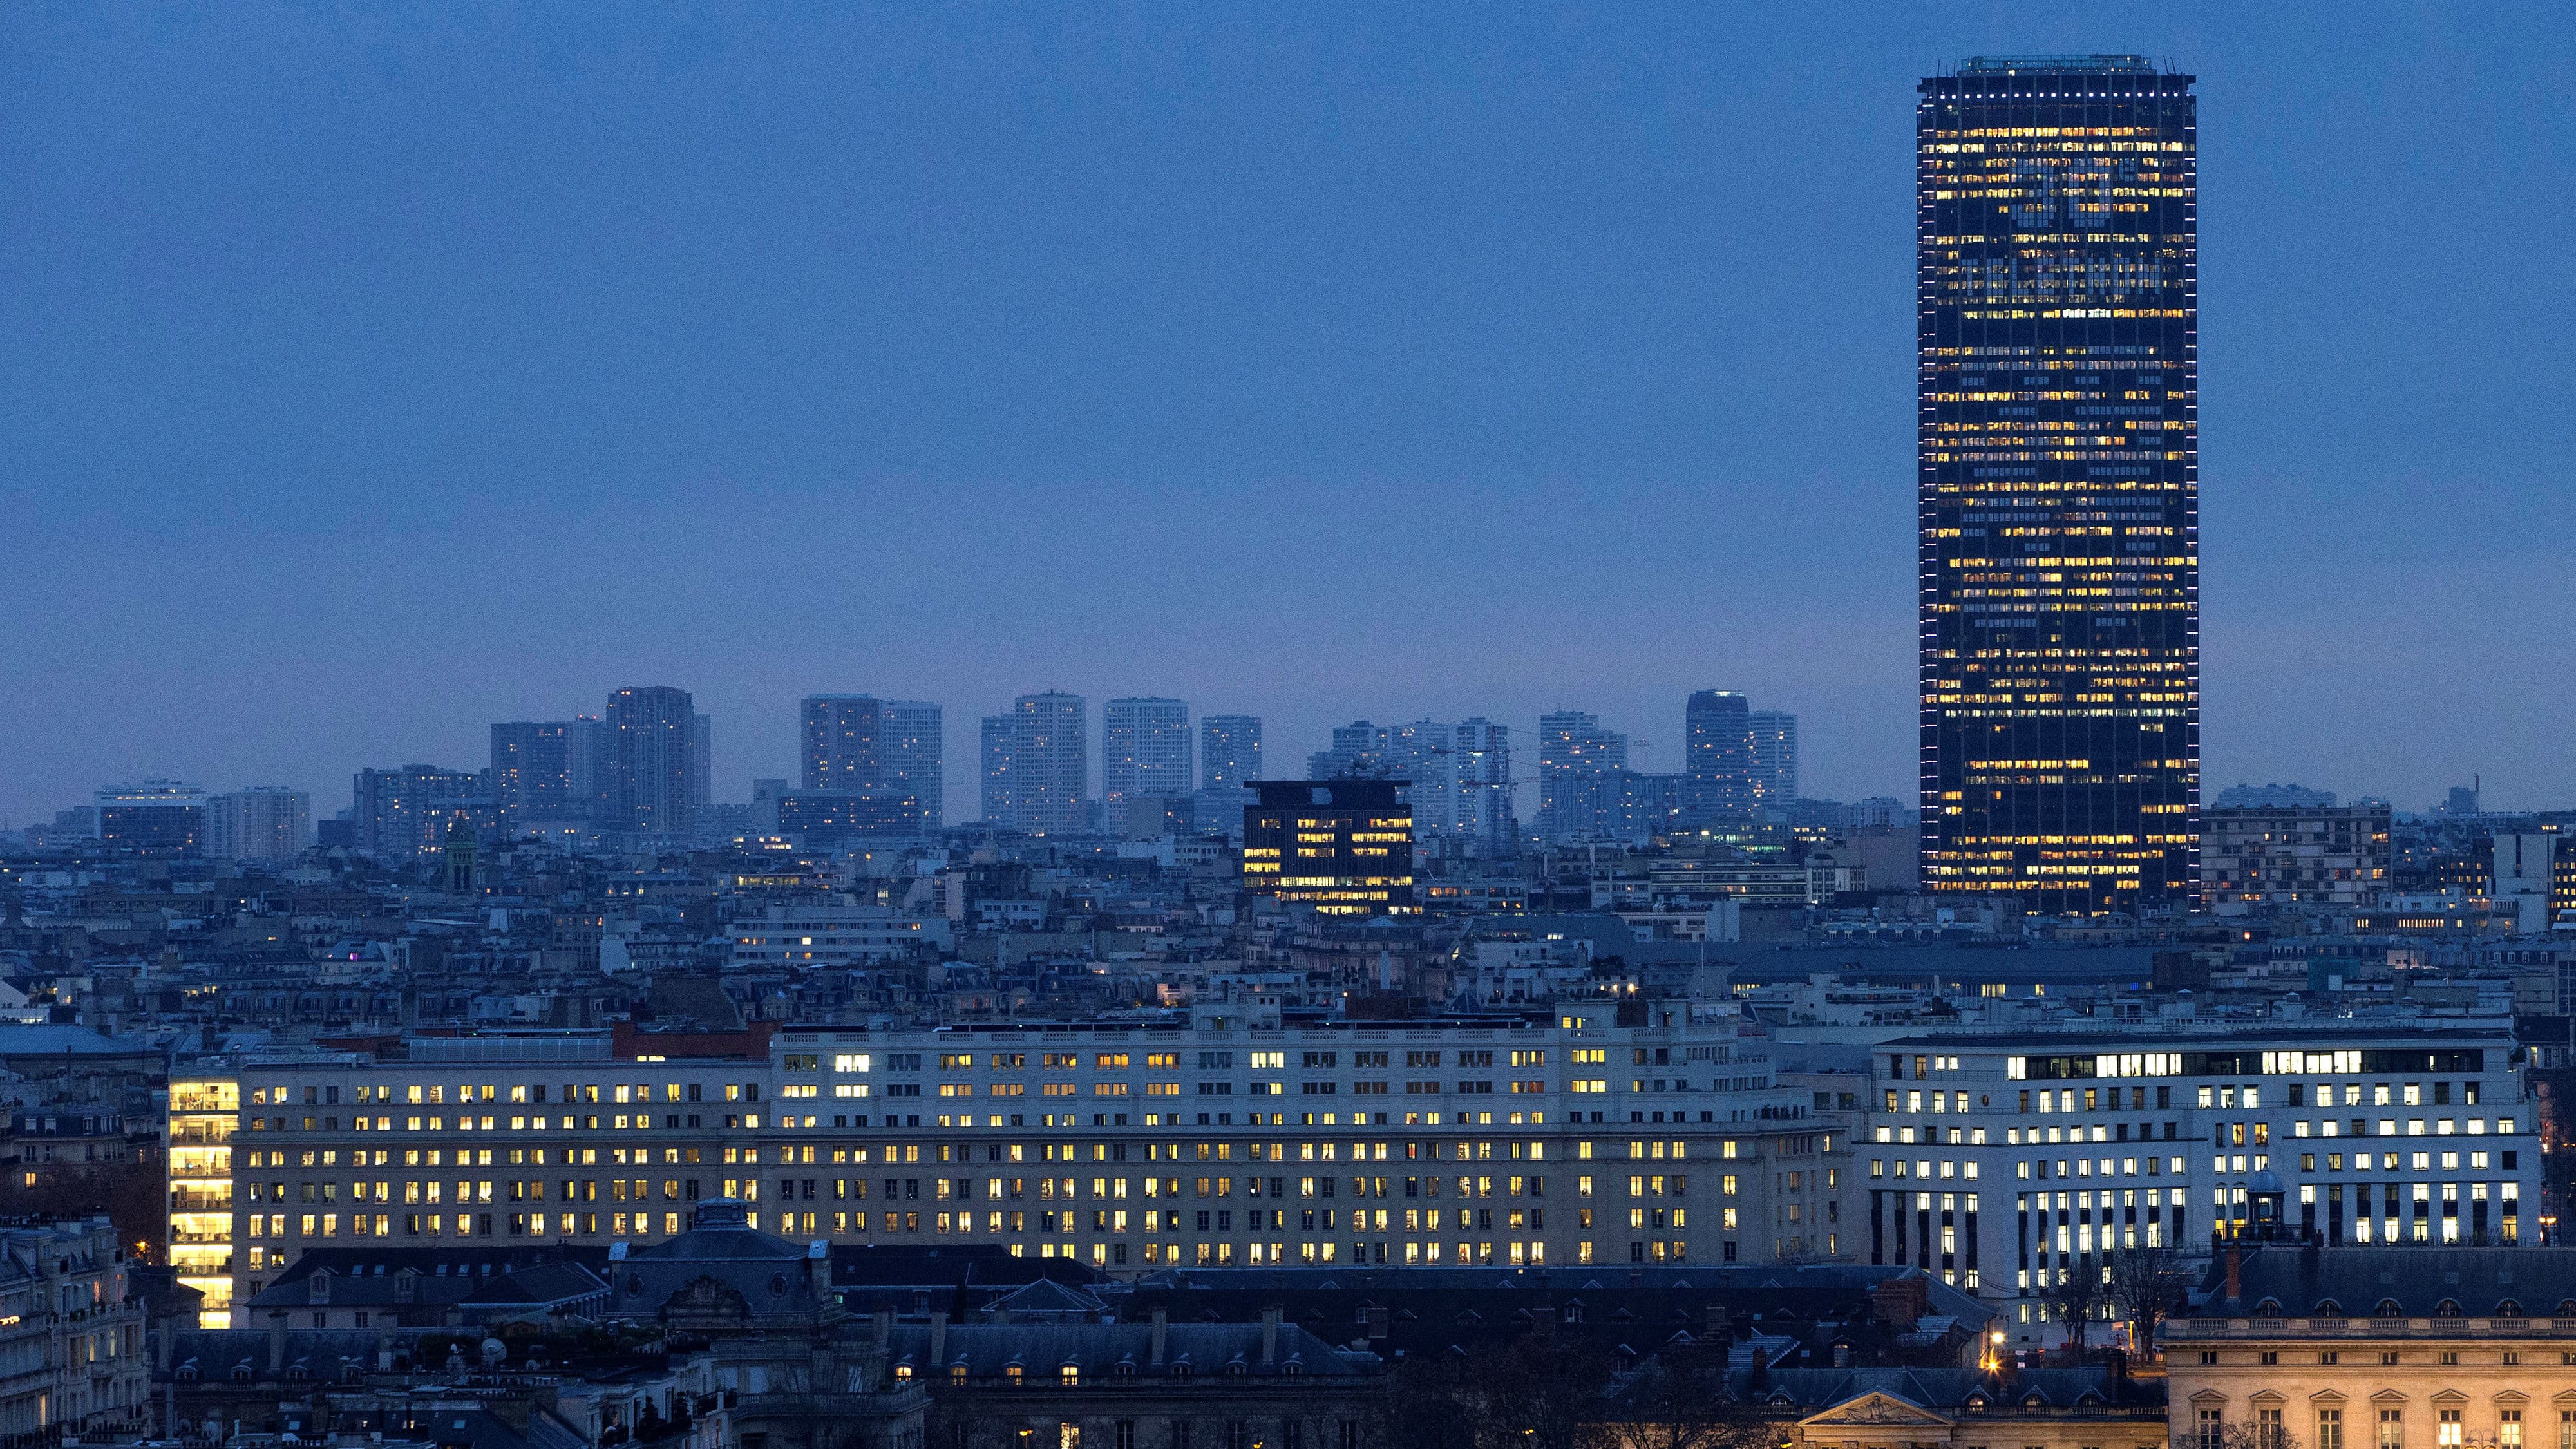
xmin=3 ymin=3 xmax=2571 ymax=826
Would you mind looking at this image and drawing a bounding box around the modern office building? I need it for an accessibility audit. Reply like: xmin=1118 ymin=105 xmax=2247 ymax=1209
xmin=606 ymin=685 xmax=699 ymax=835
xmin=1748 ymin=710 xmax=1799 ymax=817
xmin=1917 ymin=55 xmax=2202 ymax=914
xmin=2201 ymin=802 xmax=2391 ymax=914
xmin=184 ymin=1003 xmax=1824 ymax=1310
xmin=93 ymin=779 xmax=208 ymax=856
xmin=1683 ymin=691 xmax=1752 ymax=828
xmin=1242 ymin=779 xmax=1417 ymax=916
xmin=352 ymin=764 xmax=493 ymax=859
xmin=803 ymin=696 xmax=945 ymax=829
xmin=1536 ymin=712 xmax=1628 ymax=840
xmin=1103 ymin=698 xmax=1193 ymax=835
xmin=167 ymin=1074 xmax=238 ymax=1326
xmin=490 ymin=721 xmax=575 ymax=819
xmin=1850 ymin=1025 xmax=2533 ymax=1309
xmin=204 ymin=786 xmax=311 ymax=861
xmin=1000 ymin=692 xmax=1087 ymax=835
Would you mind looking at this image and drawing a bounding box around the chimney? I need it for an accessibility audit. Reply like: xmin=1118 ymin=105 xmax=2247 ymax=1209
xmin=1151 ymin=1307 xmax=1168 ymax=1365
xmin=930 ymin=1310 xmax=948 ymax=1368
xmin=1261 ymin=1305 xmax=1281 ymax=1365
xmin=2224 ymin=1243 xmax=2242 ymax=1302
xmin=875 ymin=1307 xmax=893 ymax=1350
xmin=808 ymin=1240 xmax=832 ymax=1308
xmin=267 ymin=1310 xmax=289 ymax=1374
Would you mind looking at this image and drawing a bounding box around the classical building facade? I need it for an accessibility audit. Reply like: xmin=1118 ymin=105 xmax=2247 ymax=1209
xmin=2164 ymin=1248 xmax=2576 ymax=1449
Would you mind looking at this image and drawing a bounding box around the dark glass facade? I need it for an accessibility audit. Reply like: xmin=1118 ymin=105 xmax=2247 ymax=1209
xmin=1241 ymin=779 xmax=1416 ymax=917
xmin=1917 ymin=56 xmax=2201 ymax=914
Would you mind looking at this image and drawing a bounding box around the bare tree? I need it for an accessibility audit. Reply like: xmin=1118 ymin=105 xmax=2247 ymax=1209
xmin=1595 ymin=1338 xmax=1775 ymax=1449
xmin=2037 ymin=1259 xmax=2107 ymax=1354
xmin=1456 ymin=1334 xmax=1618 ymax=1449
xmin=2104 ymin=1240 xmax=2196 ymax=1359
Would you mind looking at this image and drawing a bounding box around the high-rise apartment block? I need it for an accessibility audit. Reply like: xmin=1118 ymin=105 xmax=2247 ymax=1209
xmin=2202 ymin=803 xmax=2391 ymax=915
xmin=1747 ymin=710 xmax=1798 ymax=816
xmin=979 ymin=715 xmax=1014 ymax=826
xmin=205 ymin=786 xmax=311 ymax=861
xmin=1683 ymin=690 xmax=1751 ymax=827
xmin=1102 ymin=697 xmax=1193 ymax=835
xmin=93 ymin=779 xmax=209 ymax=856
xmin=1537 ymin=712 xmax=1627 ymax=840
xmin=985 ymin=692 xmax=1086 ymax=835
xmin=1918 ymin=56 xmax=2201 ymax=913
xmin=1199 ymin=715 xmax=1262 ymax=790
xmin=879 ymin=700 xmax=943 ymax=829
xmin=1193 ymin=714 xmax=1263 ymax=835
xmin=605 ymin=686 xmax=701 ymax=835
xmin=489 ymin=721 xmax=575 ymax=819
xmin=1403 ymin=719 xmax=1516 ymax=858
xmin=566 ymin=714 xmax=607 ymax=819
xmin=802 ymin=696 xmax=945 ymax=829
xmin=352 ymin=764 xmax=493 ymax=858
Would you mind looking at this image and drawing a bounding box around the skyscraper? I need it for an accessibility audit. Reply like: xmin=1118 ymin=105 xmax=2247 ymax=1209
xmin=980 ymin=714 xmax=1014 ymax=826
xmin=565 ymin=715 xmax=607 ymax=819
xmin=805 ymin=695 xmax=945 ymax=828
xmin=1536 ymin=711 xmax=1627 ymax=840
xmin=1683 ymin=690 xmax=1752 ymax=826
xmin=1199 ymin=715 xmax=1263 ymax=790
xmin=802 ymin=696 xmax=880 ymax=791
xmin=1918 ymin=57 xmax=2201 ymax=913
xmin=688 ymin=713 xmax=713 ymax=815
xmin=1101 ymin=697 xmax=1193 ymax=835
xmin=1003 ymin=692 xmax=1086 ymax=835
xmin=1451 ymin=718 xmax=1516 ymax=857
xmin=1408 ymin=718 xmax=1515 ymax=858
xmin=605 ymin=685 xmax=698 ymax=835
xmin=880 ymin=701 xmax=945 ymax=830
xmin=1747 ymin=710 xmax=1799 ymax=816
xmin=489 ymin=721 xmax=574 ymax=819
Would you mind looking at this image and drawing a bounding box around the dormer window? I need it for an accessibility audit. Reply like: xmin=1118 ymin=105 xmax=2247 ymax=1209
xmin=1060 ymin=1365 xmax=1079 ymax=1387
xmin=2434 ymin=1300 xmax=2463 ymax=1320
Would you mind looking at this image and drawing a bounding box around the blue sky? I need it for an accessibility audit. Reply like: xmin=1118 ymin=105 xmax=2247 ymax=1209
xmin=3 ymin=3 xmax=2571 ymax=824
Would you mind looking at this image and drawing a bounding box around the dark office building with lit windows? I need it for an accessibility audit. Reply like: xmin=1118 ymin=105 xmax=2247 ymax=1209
xmin=1240 ymin=779 xmax=1416 ymax=917
xmin=1917 ymin=56 xmax=2201 ymax=914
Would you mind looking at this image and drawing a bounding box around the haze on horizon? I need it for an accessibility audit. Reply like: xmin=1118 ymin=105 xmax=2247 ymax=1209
xmin=3 ymin=3 xmax=2570 ymax=826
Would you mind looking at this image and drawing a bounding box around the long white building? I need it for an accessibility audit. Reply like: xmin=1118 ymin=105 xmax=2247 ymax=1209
xmin=1842 ymin=1024 xmax=2539 ymax=1336
xmin=172 ymin=1003 xmax=1836 ymax=1322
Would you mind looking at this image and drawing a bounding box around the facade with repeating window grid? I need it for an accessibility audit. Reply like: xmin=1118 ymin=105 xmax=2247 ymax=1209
xmin=2166 ymin=1248 xmax=2576 ymax=1449
xmin=180 ymin=1007 xmax=1844 ymax=1319
xmin=1917 ymin=56 xmax=2202 ymax=913
xmin=1851 ymin=1027 xmax=2537 ymax=1339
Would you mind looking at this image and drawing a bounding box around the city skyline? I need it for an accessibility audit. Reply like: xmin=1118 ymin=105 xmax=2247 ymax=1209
xmin=4 ymin=8 xmax=2572 ymax=824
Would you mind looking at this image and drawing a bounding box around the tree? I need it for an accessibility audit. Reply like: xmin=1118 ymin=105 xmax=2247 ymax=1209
xmin=2037 ymin=1260 xmax=2107 ymax=1354
xmin=1596 ymin=1338 xmax=1777 ymax=1449
xmin=1455 ymin=1334 xmax=1618 ymax=1449
xmin=2103 ymin=1241 xmax=2196 ymax=1359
